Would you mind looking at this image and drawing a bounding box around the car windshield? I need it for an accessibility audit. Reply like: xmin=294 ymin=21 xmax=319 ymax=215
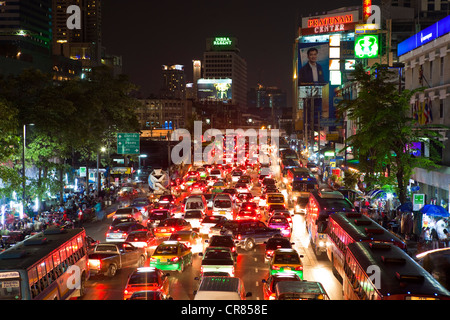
xmin=116 ymin=208 xmax=133 ymax=214
xmin=269 ymin=205 xmax=285 ymax=211
xmin=202 ymin=216 xmax=224 ymax=224
xmin=184 ymin=211 xmax=203 ymax=219
xmin=149 ymin=211 xmax=169 ymax=220
xmin=268 ymin=196 xmax=284 ymax=203
xmin=211 ymin=170 xmax=221 ymax=175
xmin=274 ymin=253 xmax=300 ymax=264
xmin=128 ymin=273 xmax=159 ymax=285
xmin=112 ymin=217 xmax=135 ymax=225
xmin=159 ymin=219 xmax=179 ymax=227
xmin=186 ymin=202 xmax=202 ymax=210
xmin=133 ymin=200 xmax=149 ymax=206
xmin=209 ymin=237 xmax=234 ymax=247
xmin=126 ymin=232 xmax=149 ymax=241
xmin=269 ymin=218 xmax=289 ymax=225
xmin=154 ymin=245 xmax=178 ymax=255
xmin=214 ymin=200 xmax=232 ymax=208
xmin=204 ymin=251 xmax=232 ymax=260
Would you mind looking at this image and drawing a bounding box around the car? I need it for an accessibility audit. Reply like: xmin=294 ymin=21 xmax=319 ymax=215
xmin=263 ymin=185 xmax=279 ymax=194
xmin=222 ymin=188 xmax=238 ymax=200
xmin=234 ymin=182 xmax=249 ymax=193
xmin=182 ymin=209 xmax=205 ymax=230
xmin=168 ymin=230 xmax=202 ymax=253
xmin=241 ymin=202 xmax=259 ymax=213
xmin=209 ymin=169 xmax=223 ymax=179
xmin=209 ymin=220 xmax=240 ymax=238
xmin=199 ymin=247 xmax=236 ymax=277
xmin=125 ymin=230 xmax=158 ymax=255
xmin=235 ymin=209 xmax=261 ymax=221
xmin=153 ymin=202 xmax=178 ymax=215
xmin=236 ymin=192 xmax=254 ymax=204
xmin=269 ymin=248 xmax=304 ymax=279
xmin=261 ymin=273 xmax=302 ymax=300
xmin=189 ymin=181 xmax=207 ymax=194
xmin=261 ymin=177 xmax=276 ymax=188
xmin=266 ymin=204 xmax=287 ymax=216
xmin=266 ymin=193 xmax=285 ymax=206
xmin=153 ymin=218 xmax=192 ymax=238
xmin=123 ymin=267 xmax=170 ymax=300
xmin=267 ymin=216 xmax=292 ymax=238
xmin=196 ymin=167 xmax=208 ymax=178
xmin=212 ymin=194 xmax=235 ymax=220
xmin=113 ymin=207 xmax=143 ymax=223
xmin=211 ymin=180 xmax=227 ymax=193
xmin=108 ymin=217 xmax=137 ymax=230
xmin=105 ymin=222 xmax=147 ymax=243
xmin=231 ymin=169 xmax=244 ymax=182
xmin=183 ymin=175 xmax=199 ymax=188
xmin=264 ymin=236 xmax=295 ymax=263
xmin=147 ymin=209 xmax=171 ymax=229
xmin=150 ymin=241 xmax=193 ymax=273
xmin=118 ymin=186 xmax=139 ymax=199
xmin=271 ymin=210 xmax=293 ymax=227
xmin=128 ymin=290 xmax=171 ymax=300
xmin=205 ymin=235 xmax=238 ymax=260
xmin=275 ymin=281 xmax=330 ymax=300
xmin=205 ymin=176 xmax=218 ymax=187
xmin=237 ymin=177 xmax=252 ymax=190
xmin=199 ymin=215 xmax=228 ymax=236
xmin=306 ymin=162 xmax=319 ymax=173
xmin=131 ymin=197 xmax=152 ymax=218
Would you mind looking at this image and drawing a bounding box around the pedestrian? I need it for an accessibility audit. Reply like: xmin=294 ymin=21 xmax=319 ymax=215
xmin=431 ymin=228 xmax=440 ymax=249
xmin=443 ymin=229 xmax=449 ymax=248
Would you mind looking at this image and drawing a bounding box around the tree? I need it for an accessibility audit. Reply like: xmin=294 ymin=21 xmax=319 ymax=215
xmin=337 ymin=63 xmax=445 ymax=204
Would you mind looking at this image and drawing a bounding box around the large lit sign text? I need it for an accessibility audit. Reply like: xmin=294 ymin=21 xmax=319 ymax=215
xmin=355 ymin=35 xmax=379 ymax=58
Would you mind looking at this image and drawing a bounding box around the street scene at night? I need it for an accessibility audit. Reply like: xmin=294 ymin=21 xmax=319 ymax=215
xmin=0 ymin=0 xmax=450 ymax=313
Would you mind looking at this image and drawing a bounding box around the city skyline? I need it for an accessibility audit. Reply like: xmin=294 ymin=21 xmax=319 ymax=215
xmin=101 ymin=0 xmax=363 ymax=102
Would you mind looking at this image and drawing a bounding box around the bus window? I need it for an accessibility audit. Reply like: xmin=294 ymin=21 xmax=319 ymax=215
xmin=28 ymin=267 xmax=39 ymax=298
xmin=53 ymin=251 xmax=62 ymax=277
xmin=60 ymin=247 xmax=68 ymax=271
xmin=45 ymin=256 xmax=55 ymax=282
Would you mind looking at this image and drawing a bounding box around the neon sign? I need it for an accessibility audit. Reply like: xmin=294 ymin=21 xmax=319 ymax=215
xmin=363 ymin=0 xmax=372 ymax=23
xmin=304 ymin=14 xmax=355 ymax=34
xmin=354 ymin=35 xmax=379 ymax=58
xmin=213 ymin=37 xmax=232 ymax=46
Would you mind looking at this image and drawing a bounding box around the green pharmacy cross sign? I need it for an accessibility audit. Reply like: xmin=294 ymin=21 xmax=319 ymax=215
xmin=117 ymin=133 xmax=140 ymax=154
xmin=213 ymin=37 xmax=232 ymax=46
xmin=354 ymin=34 xmax=379 ymax=58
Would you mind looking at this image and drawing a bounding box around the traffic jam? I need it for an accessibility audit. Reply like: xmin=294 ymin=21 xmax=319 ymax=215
xmin=82 ymin=135 xmax=450 ymax=301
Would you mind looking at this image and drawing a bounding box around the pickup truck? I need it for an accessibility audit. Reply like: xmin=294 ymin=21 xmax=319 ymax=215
xmin=231 ymin=219 xmax=282 ymax=251
xmin=88 ymin=242 xmax=147 ymax=277
xmin=199 ymin=247 xmax=235 ymax=277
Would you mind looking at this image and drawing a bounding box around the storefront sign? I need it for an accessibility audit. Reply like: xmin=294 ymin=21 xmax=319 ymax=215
xmin=300 ymin=10 xmax=358 ymax=35
xmin=213 ymin=37 xmax=232 ymax=46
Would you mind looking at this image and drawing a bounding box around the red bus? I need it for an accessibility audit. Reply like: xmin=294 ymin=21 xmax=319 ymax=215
xmin=327 ymin=212 xmax=406 ymax=282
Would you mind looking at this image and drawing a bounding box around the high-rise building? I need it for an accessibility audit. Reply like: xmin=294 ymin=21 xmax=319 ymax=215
xmin=160 ymin=64 xmax=186 ymax=100
xmin=202 ymin=36 xmax=247 ymax=107
xmin=0 ymin=0 xmax=53 ymax=74
xmin=52 ymin=0 xmax=102 ymax=75
xmin=192 ymin=60 xmax=201 ymax=99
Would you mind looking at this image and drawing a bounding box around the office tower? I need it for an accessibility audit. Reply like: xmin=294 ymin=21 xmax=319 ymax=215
xmin=0 ymin=0 xmax=53 ymax=73
xmin=202 ymin=36 xmax=248 ymax=107
xmin=160 ymin=64 xmax=186 ymax=100
xmin=52 ymin=0 xmax=102 ymax=74
xmin=192 ymin=60 xmax=201 ymax=99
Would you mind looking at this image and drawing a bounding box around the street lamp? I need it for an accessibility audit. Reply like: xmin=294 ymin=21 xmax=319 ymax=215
xmin=22 ymin=123 xmax=34 ymax=212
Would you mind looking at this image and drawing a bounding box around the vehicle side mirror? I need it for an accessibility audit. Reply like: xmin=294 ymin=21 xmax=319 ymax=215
xmin=291 ymin=242 xmax=295 ymax=245
xmin=204 ymin=240 xmax=209 ymax=243
xmin=261 ymin=279 xmax=266 ymax=283
xmin=245 ymin=292 xmax=252 ymax=297
xmin=300 ymin=255 xmax=304 ymax=258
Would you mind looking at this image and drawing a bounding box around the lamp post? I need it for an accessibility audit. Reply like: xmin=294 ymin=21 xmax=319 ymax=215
xmin=22 ymin=123 xmax=34 ymax=212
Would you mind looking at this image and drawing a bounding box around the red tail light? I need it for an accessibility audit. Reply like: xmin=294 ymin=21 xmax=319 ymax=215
xmin=171 ymin=257 xmax=179 ymax=262
xmin=237 ymin=234 xmax=242 ymax=240
xmin=295 ymin=266 xmax=303 ymax=271
xmin=150 ymin=257 xmax=157 ymax=262
xmin=231 ymin=247 xmax=236 ymax=252
xmin=171 ymin=228 xmax=175 ymax=232
xmin=89 ymin=259 xmax=102 ymax=269
xmin=266 ymin=250 xmax=274 ymax=256
xmin=272 ymin=265 xmax=280 ymax=270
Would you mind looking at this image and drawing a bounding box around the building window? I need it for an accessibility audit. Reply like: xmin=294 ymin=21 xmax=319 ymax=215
xmin=440 ymin=100 xmax=444 ymax=119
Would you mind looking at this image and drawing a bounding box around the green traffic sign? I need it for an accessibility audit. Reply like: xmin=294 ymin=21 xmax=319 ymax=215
xmin=117 ymin=133 xmax=140 ymax=154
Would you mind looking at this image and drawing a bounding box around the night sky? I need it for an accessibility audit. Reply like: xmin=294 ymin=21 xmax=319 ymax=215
xmin=102 ymin=0 xmax=363 ymax=104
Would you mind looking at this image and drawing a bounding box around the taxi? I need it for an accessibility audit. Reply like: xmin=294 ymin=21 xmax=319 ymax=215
xmin=153 ymin=218 xmax=192 ymax=239
xmin=261 ymin=273 xmax=302 ymax=300
xmin=149 ymin=241 xmax=193 ymax=273
xmin=235 ymin=209 xmax=261 ymax=221
xmin=269 ymin=248 xmax=304 ymax=279
xmin=266 ymin=193 xmax=285 ymax=206
xmin=211 ymin=180 xmax=226 ymax=193
xmin=123 ymin=267 xmax=170 ymax=300
xmin=275 ymin=281 xmax=330 ymax=300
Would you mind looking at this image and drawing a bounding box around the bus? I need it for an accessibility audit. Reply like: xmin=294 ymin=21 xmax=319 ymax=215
xmin=286 ymin=167 xmax=318 ymax=214
xmin=327 ymin=212 xmax=406 ymax=282
xmin=343 ymin=242 xmax=450 ymax=300
xmin=0 ymin=227 xmax=89 ymax=300
xmin=305 ymin=190 xmax=354 ymax=256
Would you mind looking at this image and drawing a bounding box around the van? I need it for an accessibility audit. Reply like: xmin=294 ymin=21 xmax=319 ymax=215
xmin=193 ymin=276 xmax=252 ymax=300
xmin=212 ymin=194 xmax=235 ymax=220
xmin=185 ymin=195 xmax=207 ymax=214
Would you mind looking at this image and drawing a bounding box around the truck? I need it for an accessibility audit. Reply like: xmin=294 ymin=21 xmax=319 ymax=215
xmin=88 ymin=242 xmax=147 ymax=277
xmin=199 ymin=247 xmax=235 ymax=277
